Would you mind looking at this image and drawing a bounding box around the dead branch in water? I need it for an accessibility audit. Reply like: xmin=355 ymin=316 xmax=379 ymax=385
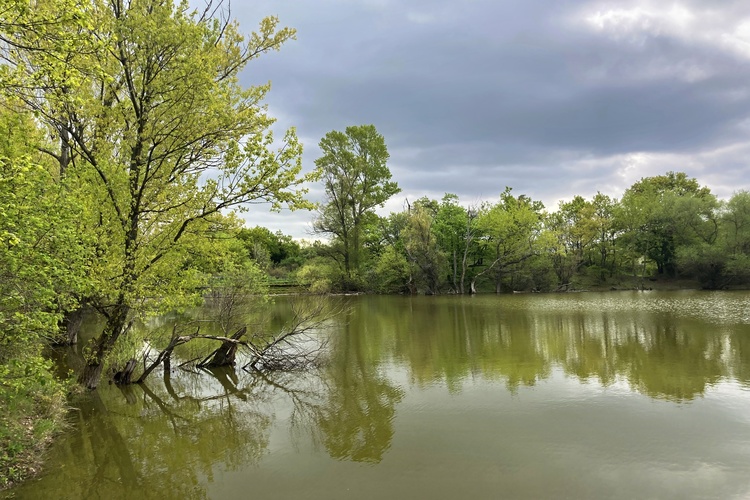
xmin=242 ymin=298 xmax=341 ymax=372
xmin=131 ymin=325 xmax=254 ymax=384
xmin=118 ymin=297 xmax=341 ymax=385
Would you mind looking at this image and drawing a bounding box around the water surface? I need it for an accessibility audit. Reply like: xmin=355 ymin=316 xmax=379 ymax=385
xmin=6 ymin=291 xmax=750 ymax=499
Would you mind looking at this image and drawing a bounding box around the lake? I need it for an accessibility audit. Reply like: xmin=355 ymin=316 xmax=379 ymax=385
xmin=5 ymin=291 xmax=750 ymax=499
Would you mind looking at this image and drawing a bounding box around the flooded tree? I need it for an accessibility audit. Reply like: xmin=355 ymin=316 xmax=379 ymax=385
xmin=1 ymin=0 xmax=317 ymax=389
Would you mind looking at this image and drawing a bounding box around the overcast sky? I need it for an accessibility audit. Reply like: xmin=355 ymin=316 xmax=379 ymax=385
xmin=227 ymin=0 xmax=750 ymax=239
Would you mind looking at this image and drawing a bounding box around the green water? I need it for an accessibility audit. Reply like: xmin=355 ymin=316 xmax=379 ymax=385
xmin=6 ymin=291 xmax=750 ymax=499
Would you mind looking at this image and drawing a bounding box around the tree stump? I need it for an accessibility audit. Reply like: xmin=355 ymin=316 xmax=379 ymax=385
xmin=113 ymin=358 xmax=137 ymax=385
xmin=198 ymin=327 xmax=247 ymax=368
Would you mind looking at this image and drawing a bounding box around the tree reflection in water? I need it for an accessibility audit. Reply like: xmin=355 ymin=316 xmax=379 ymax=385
xmin=13 ymin=352 xmax=404 ymax=498
xmin=18 ymin=368 xmax=277 ymax=499
xmin=361 ymin=294 xmax=750 ymax=402
xmin=316 ymin=307 xmax=404 ymax=463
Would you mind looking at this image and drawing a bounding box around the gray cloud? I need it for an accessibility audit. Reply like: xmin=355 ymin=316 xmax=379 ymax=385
xmin=230 ymin=0 xmax=750 ymax=237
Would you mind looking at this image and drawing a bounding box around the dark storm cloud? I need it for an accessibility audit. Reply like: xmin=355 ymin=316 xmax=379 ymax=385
xmin=228 ymin=0 xmax=750 ymax=236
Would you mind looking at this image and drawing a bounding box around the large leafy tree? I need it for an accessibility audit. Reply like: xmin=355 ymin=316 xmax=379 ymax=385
xmin=589 ymin=193 xmax=618 ymax=277
xmin=618 ymin=172 xmax=716 ymax=277
xmin=718 ymin=191 xmax=750 ymax=284
xmin=433 ymin=194 xmax=479 ymax=294
xmin=678 ymin=190 xmax=750 ymax=288
xmin=313 ymin=124 xmax=400 ymax=284
xmin=236 ymin=226 xmax=302 ymax=273
xmin=1 ymin=0 xmax=316 ymax=388
xmin=471 ymin=188 xmax=544 ymax=293
xmin=548 ymin=196 xmax=596 ymax=283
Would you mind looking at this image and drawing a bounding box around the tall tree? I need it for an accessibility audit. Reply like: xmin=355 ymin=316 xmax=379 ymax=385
xmin=547 ymin=195 xmax=598 ymax=284
xmin=590 ymin=193 xmax=618 ymax=277
xmin=719 ymin=191 xmax=750 ymax=284
xmin=313 ymin=125 xmax=400 ymax=283
xmin=1 ymin=1 xmax=316 ymax=388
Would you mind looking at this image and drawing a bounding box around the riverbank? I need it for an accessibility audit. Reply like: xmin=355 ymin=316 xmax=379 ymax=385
xmin=555 ymin=273 xmax=707 ymax=293
xmin=0 ymin=377 xmax=68 ymax=490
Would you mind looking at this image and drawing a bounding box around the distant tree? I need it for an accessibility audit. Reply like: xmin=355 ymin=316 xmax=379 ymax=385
xmin=720 ymin=191 xmax=750 ymax=284
xmin=590 ymin=193 xmax=618 ymax=278
xmin=369 ymin=209 xmax=413 ymax=293
xmin=313 ymin=125 xmax=400 ymax=284
xmin=402 ymin=201 xmax=443 ymax=295
xmin=237 ymin=226 xmax=302 ymax=272
xmin=678 ymin=190 xmax=750 ymax=288
xmin=471 ymin=188 xmax=544 ymax=293
xmin=433 ymin=194 xmax=478 ymax=294
xmin=545 ymin=195 xmax=600 ymax=284
xmin=618 ymin=172 xmax=717 ymax=277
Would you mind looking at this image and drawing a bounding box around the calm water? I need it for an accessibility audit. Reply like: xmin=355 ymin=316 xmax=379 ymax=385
xmin=6 ymin=291 xmax=750 ymax=499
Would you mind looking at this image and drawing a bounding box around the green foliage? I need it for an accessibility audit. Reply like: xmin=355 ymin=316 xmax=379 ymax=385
xmin=2 ymin=0 xmax=317 ymax=388
xmin=237 ymin=226 xmax=303 ymax=274
xmin=313 ymin=125 xmax=400 ymax=282
xmin=296 ymin=258 xmax=340 ymax=294
xmin=677 ymin=242 xmax=728 ymax=289
xmin=206 ymin=259 xmax=269 ymax=336
xmin=372 ymin=246 xmax=411 ymax=294
xmin=471 ymin=188 xmax=544 ymax=292
xmin=402 ymin=202 xmax=444 ymax=295
xmin=319 ymin=171 xmax=750 ymax=294
xmin=674 ymin=190 xmax=750 ymax=289
xmin=618 ymin=171 xmax=717 ymax=277
xmin=433 ymin=194 xmax=474 ymax=293
xmin=0 ymin=122 xmax=77 ymax=486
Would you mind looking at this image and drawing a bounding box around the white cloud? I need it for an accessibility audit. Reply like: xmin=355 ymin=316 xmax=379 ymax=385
xmin=552 ymin=141 xmax=750 ymax=205
xmin=720 ymin=19 xmax=750 ymax=58
xmin=584 ymin=3 xmax=694 ymax=40
xmin=582 ymin=1 xmax=750 ymax=60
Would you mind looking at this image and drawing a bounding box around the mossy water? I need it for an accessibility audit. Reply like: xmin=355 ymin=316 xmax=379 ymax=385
xmin=5 ymin=291 xmax=750 ymax=499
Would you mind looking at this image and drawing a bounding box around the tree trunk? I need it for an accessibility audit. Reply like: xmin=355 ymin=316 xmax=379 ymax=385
xmin=137 ymin=329 xmax=186 ymax=383
xmin=452 ymin=249 xmax=458 ymax=292
xmin=459 ymin=248 xmax=469 ymax=294
xmin=55 ymin=308 xmax=84 ymax=345
xmin=79 ymin=362 xmax=105 ymax=390
xmin=78 ymin=303 xmax=131 ymax=389
xmin=59 ymin=307 xmax=85 ymax=345
xmin=58 ymin=126 xmax=71 ymax=177
xmin=343 ymin=233 xmax=351 ymax=278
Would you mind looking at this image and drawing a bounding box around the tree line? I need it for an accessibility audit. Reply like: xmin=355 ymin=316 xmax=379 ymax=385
xmin=299 ymin=129 xmax=750 ymax=295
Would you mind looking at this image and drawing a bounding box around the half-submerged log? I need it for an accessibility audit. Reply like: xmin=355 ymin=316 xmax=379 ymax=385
xmin=113 ymin=358 xmax=137 ymax=385
xmin=197 ymin=326 xmax=247 ymax=368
